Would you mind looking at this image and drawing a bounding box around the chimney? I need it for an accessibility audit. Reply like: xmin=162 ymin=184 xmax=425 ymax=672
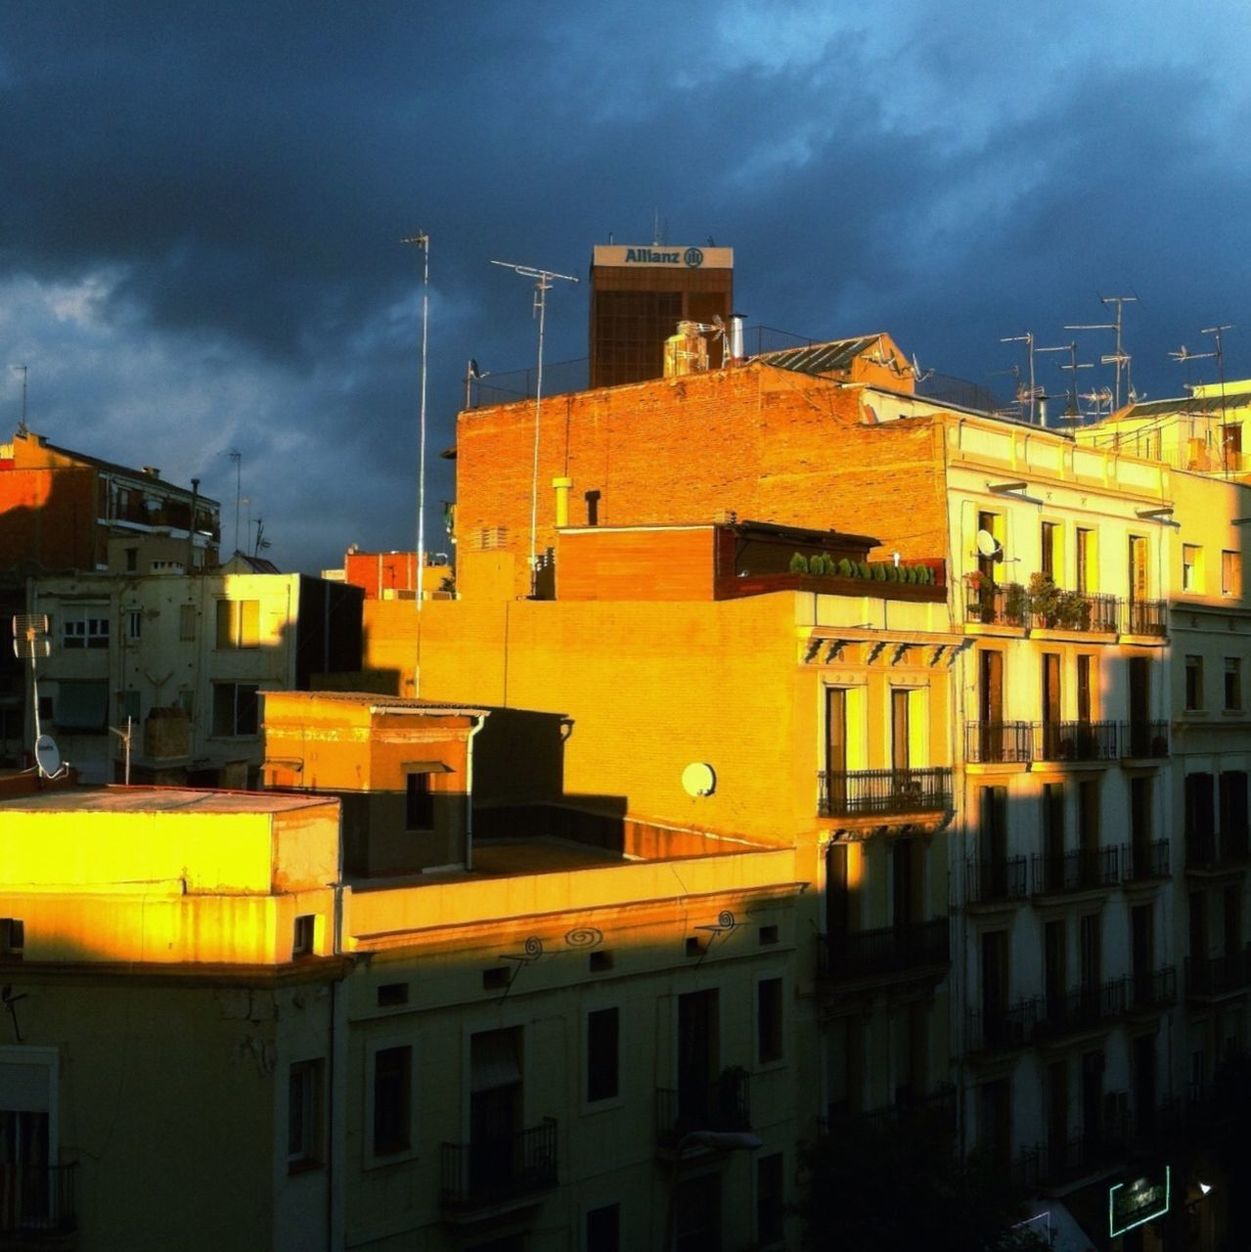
xmin=142 ymin=466 xmax=161 ymax=479
xmin=729 ymin=314 xmax=746 ymax=363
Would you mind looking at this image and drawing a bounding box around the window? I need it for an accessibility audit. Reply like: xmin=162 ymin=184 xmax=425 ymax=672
xmin=757 ymin=1152 xmax=785 ymax=1247
xmin=759 ymin=924 xmax=779 ymax=946
xmin=586 ymin=1007 xmax=619 ymax=1103
xmin=757 ymin=977 xmax=784 ymax=1064
xmin=589 ymin=950 xmax=614 ymax=972
xmin=125 ymin=609 xmax=142 ymax=641
xmin=0 ymin=1048 xmax=56 ymax=1210
xmin=288 ymin=1058 xmax=324 ymax=1169
xmin=54 ymin=680 xmax=109 ymax=731
xmin=124 ymin=546 xmax=138 ymax=572
xmin=292 ymin=914 xmax=315 ymax=958
xmin=1222 ymin=550 xmax=1242 ymax=598
xmin=1183 ymin=544 xmax=1204 ymax=593
xmin=215 ymin=598 xmax=260 ymax=649
xmin=119 ymin=690 xmax=141 ymax=723
xmin=586 ymin=1203 xmax=620 ymax=1252
xmin=62 ymin=609 xmax=109 ymax=649
xmin=405 ymin=772 xmax=434 ymax=831
xmin=482 ymin=967 xmax=511 ymax=991
xmin=1186 ymin=656 xmax=1204 ymax=712
xmin=0 ymin=918 xmax=24 ymax=958
xmin=1226 ymin=658 xmax=1243 ymax=712
xmin=377 ymin=983 xmax=408 ymax=1008
xmin=1040 ymin=522 xmax=1059 ymax=580
xmin=212 ymin=683 xmax=259 ymax=736
xmin=1075 ymin=528 xmax=1094 ymax=593
xmin=178 ymin=603 xmax=196 ymax=641
xmin=372 ymin=1045 xmax=412 ymax=1156
xmin=675 ymin=1172 xmax=721 ymax=1252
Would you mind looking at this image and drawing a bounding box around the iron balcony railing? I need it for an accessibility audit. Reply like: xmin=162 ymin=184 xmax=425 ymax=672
xmin=1120 ymin=720 xmax=1170 ymax=759
xmin=966 ymin=999 xmax=1039 ymax=1053
xmin=964 ymin=582 xmax=1028 ymax=628
xmin=817 ymin=767 xmax=953 ymax=817
xmin=0 ymin=1163 xmax=77 ymax=1236
xmin=1031 ymin=847 xmax=1120 ymax=895
xmin=964 ymin=720 xmax=1035 ymax=764
xmin=1036 ymin=720 xmax=1118 ymax=763
xmin=1129 ymin=966 xmax=1177 ymax=1010
xmin=655 ymin=1070 xmax=752 ymax=1144
xmin=819 ymin=919 xmax=950 ymax=982
xmin=1040 ymin=1126 xmax=1131 ymax=1185
xmin=1125 ymin=598 xmax=1168 ymax=637
xmin=824 ymin=1084 xmax=957 ymax=1140
xmin=440 ymin=1119 xmax=558 ymax=1212
xmin=965 ymin=857 xmax=1029 ymax=905
xmin=1030 ymin=591 xmax=1122 ymax=634
xmin=1036 ymin=979 xmax=1126 ymax=1038
xmin=1122 ymin=839 xmax=1170 ymax=882
xmin=1186 ymin=947 xmax=1251 ymax=999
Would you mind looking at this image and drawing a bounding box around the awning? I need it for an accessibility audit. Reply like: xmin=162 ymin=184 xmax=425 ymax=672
xmin=402 ymin=760 xmax=452 ymax=774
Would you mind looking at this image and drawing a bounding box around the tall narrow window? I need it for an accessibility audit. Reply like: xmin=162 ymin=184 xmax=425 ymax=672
xmin=1076 ymin=528 xmax=1094 ymax=592
xmin=586 ymin=1204 xmax=620 ymax=1252
xmin=1222 ymin=550 xmax=1242 ymax=598
xmin=1183 ymin=544 xmax=1203 ymax=593
xmin=1225 ymin=657 xmax=1243 ymax=711
xmin=586 ymin=1008 xmax=620 ymax=1103
xmin=288 ymin=1058 xmax=325 ymax=1169
xmin=1077 ymin=655 xmax=1094 ymax=724
xmin=1185 ymin=656 xmax=1204 ymax=711
xmin=757 ymin=978 xmax=784 ymax=1064
xmin=215 ymin=599 xmax=260 ymax=648
xmin=1040 ymin=522 xmax=1059 ymax=580
xmin=405 ymin=773 xmax=434 ymax=831
xmin=757 ymin=1152 xmax=785 ymax=1247
xmin=372 ymin=1045 xmax=412 ymax=1156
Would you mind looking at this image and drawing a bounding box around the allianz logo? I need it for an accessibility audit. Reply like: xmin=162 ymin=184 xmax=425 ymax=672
xmin=624 ymin=247 xmax=704 ymax=267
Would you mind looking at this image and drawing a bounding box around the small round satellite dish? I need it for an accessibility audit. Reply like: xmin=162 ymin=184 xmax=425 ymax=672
xmin=975 ymin=530 xmax=1002 ymax=557
xmin=34 ymin=733 xmax=62 ymax=778
xmin=682 ymin=762 xmax=716 ymax=798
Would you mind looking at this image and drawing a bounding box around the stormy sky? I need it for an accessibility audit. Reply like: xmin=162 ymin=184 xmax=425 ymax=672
xmin=3 ymin=1 xmax=1251 ymax=574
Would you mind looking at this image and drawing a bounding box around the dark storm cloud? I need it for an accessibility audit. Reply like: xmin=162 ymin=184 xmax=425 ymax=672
xmin=2 ymin=1 xmax=1250 ymax=571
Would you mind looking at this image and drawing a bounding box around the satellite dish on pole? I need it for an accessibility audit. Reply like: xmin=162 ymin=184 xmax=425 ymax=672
xmin=34 ymin=733 xmax=62 ymax=779
xmin=975 ymin=530 xmax=1003 ymax=559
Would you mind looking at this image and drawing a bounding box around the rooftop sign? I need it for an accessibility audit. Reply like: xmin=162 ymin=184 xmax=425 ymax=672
xmin=1108 ymin=1167 xmax=1170 ymax=1237
xmin=592 ymin=245 xmax=734 ymax=270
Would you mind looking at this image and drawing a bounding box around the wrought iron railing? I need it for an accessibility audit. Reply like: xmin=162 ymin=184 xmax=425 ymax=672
xmin=1186 ymin=947 xmax=1251 ymax=998
xmin=0 ymin=1163 xmax=76 ymax=1235
xmin=440 ymin=1119 xmax=558 ymax=1211
xmin=1036 ymin=980 xmax=1126 ymax=1038
xmin=965 ymin=857 xmax=1029 ymax=905
xmin=966 ymin=999 xmax=1039 ymax=1053
xmin=964 ymin=720 xmax=1035 ymax=764
xmin=964 ymin=582 xmax=1027 ymax=628
xmin=1031 ymin=846 xmax=1119 ymax=894
xmin=819 ymin=919 xmax=949 ymax=981
xmin=1125 ymin=598 xmax=1168 ymax=637
xmin=1036 ymin=720 xmax=1118 ymax=762
xmin=1120 ymin=720 xmax=1170 ymax=758
xmin=655 ymin=1069 xmax=752 ymax=1144
xmin=1123 ymin=839 xmax=1170 ymax=882
xmin=817 ymin=767 xmax=953 ymax=817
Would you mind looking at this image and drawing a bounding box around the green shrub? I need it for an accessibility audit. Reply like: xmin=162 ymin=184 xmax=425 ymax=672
xmin=858 ymin=561 xmax=871 ymax=579
xmin=789 ymin=552 xmax=809 ymax=574
xmin=837 ymin=557 xmax=853 ymax=577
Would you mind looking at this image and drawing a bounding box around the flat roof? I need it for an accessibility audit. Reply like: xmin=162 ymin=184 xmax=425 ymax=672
xmin=263 ymin=691 xmax=489 ymax=715
xmin=0 ymin=787 xmax=335 ymax=816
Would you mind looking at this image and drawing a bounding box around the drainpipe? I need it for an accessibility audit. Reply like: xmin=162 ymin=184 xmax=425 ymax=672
xmin=465 ymin=713 xmax=487 ymax=871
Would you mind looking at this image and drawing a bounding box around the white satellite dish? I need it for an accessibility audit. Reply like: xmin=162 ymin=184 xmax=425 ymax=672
xmin=34 ymin=733 xmax=62 ymax=779
xmin=681 ymin=762 xmax=716 ymax=798
xmin=975 ymin=530 xmax=1002 ymax=558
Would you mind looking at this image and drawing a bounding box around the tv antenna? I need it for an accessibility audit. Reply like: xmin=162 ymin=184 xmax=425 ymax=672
xmin=1171 ymin=324 xmax=1235 ymax=474
xmin=1066 ymin=293 xmax=1138 ymax=410
xmin=12 ymin=614 xmax=67 ymax=779
xmin=1036 ymin=341 xmax=1093 ymax=423
xmin=9 ymin=365 xmax=28 ymax=435
xmin=1000 ymin=333 xmax=1041 ymax=424
xmin=490 ymin=259 xmax=579 ymax=597
xmin=226 ymin=450 xmax=242 ymax=555
xmin=402 ymin=231 xmax=431 ymax=617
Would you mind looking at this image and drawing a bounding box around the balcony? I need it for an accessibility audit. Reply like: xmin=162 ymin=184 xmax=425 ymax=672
xmin=817 ymin=768 xmax=953 ymax=818
xmin=1120 ymin=721 xmax=1169 ymax=759
xmin=965 ymin=857 xmax=1028 ymax=906
xmin=966 ymin=999 xmax=1039 ymax=1054
xmin=1122 ymin=839 xmax=1170 ymax=883
xmin=440 ymin=1119 xmax=558 ymax=1216
xmin=964 ymin=581 xmax=1027 ymax=628
xmin=1186 ymin=947 xmax=1251 ymax=1000
xmin=1040 ymin=1127 xmax=1130 ymax=1186
xmin=1036 ymin=720 xmax=1118 ymax=764
xmin=1031 ymin=847 xmax=1120 ymax=895
xmin=818 ymin=919 xmax=950 ymax=984
xmin=825 ymin=1083 xmax=956 ymax=1140
xmin=964 ymin=579 xmax=1123 ymax=635
xmin=656 ymin=1070 xmax=751 ymax=1147
xmin=1128 ymin=966 xmax=1177 ymax=1011
xmin=964 ymin=721 xmax=1034 ymax=765
xmin=1035 ymin=980 xmax=1126 ymax=1040
xmin=0 ymin=1163 xmax=77 ymax=1240
xmin=1124 ymin=598 xmax=1168 ymax=638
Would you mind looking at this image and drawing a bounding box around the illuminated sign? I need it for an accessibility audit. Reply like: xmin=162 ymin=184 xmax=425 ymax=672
xmin=592 ymin=245 xmax=734 ymax=270
xmin=1109 ymin=1167 xmax=1170 ymax=1237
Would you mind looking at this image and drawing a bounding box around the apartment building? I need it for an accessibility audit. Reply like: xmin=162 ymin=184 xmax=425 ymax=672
xmin=22 ymin=566 xmax=362 ymax=784
xmin=0 ymin=693 xmax=805 ymax=1251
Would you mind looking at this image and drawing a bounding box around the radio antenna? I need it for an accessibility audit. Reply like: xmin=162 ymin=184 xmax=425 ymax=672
xmin=490 ymin=259 xmax=579 ymax=596
xmin=1066 ymin=293 xmax=1138 ymax=410
xmin=1000 ymin=333 xmax=1040 ymax=424
xmin=402 ymin=231 xmax=431 ymax=616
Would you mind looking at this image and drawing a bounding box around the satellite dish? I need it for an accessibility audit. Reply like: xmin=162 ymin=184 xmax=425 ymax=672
xmin=34 ymin=733 xmax=62 ymax=779
xmin=681 ymin=762 xmax=716 ymax=798
xmin=975 ymin=530 xmax=1002 ymax=558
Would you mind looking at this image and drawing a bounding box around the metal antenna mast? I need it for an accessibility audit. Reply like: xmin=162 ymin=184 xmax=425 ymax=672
xmin=403 ymin=232 xmax=431 ymax=615
xmin=490 ymin=259 xmax=579 ymax=597
xmin=1001 ymin=333 xmax=1039 ymax=424
xmin=227 ymin=450 xmax=242 ymax=555
xmin=9 ymin=365 xmax=28 ymax=434
xmin=1066 ymin=294 xmax=1138 ymax=410
xmin=1171 ymin=325 xmax=1235 ymax=474
xmin=1037 ymin=341 xmax=1093 ymax=424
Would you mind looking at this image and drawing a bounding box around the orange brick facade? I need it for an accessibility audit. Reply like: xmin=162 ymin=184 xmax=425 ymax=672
xmin=454 ymin=362 xmax=951 ymax=598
